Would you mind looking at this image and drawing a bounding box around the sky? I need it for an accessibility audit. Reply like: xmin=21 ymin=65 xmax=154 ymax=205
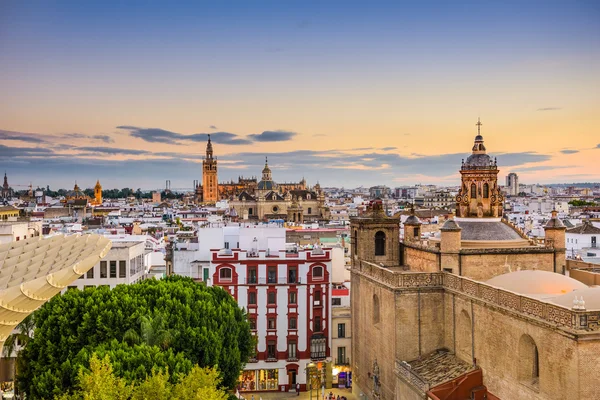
xmin=1 ymin=0 xmax=599 ymax=191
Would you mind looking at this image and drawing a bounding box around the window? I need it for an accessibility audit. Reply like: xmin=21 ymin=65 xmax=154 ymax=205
xmin=332 ymin=298 xmax=341 ymax=306
xmin=314 ymin=290 xmax=321 ymax=305
xmin=313 ymin=266 xmax=323 ymax=279
xmin=518 ymin=334 xmax=540 ymax=388
xmin=310 ymin=336 xmax=326 ymax=360
xmin=483 ymin=183 xmax=489 ymax=198
xmin=248 ymin=291 xmax=257 ymax=305
xmin=354 ymin=230 xmax=358 ymax=255
xmin=220 ymin=268 xmax=232 ymax=280
xmin=308 ymin=207 xmax=312 ymax=214
xmin=289 ymin=317 xmax=297 ymax=329
xmin=288 ymin=267 xmax=297 ymax=284
xmin=413 ymin=227 xmax=420 ymax=238
xmin=375 ymin=231 xmax=386 ymax=256
xmin=289 ymin=291 xmax=297 ymax=304
xmin=248 ymin=208 xmax=253 ymax=216
xmin=100 ymin=261 xmax=107 ymax=278
xmin=86 ymin=267 xmax=94 ymax=279
xmin=249 ymin=318 xmax=257 ymax=330
xmin=268 ymin=266 xmax=277 ymax=283
xmin=338 ymin=323 xmax=346 ymax=338
xmin=337 ymin=347 xmax=347 ymax=365
xmin=267 ymin=340 xmax=276 ymax=359
xmin=224 ymin=242 xmax=229 ymax=249
xmin=314 ymin=316 xmax=321 ymax=332
xmin=470 ymin=183 xmax=477 ymax=199
xmin=110 ymin=261 xmax=117 ymax=278
xmin=268 ymin=318 xmax=276 ymax=330
xmin=268 ymin=291 xmax=276 ymax=304
xmin=248 ymin=267 xmax=257 ymax=284
xmin=119 ymin=260 xmax=126 ymax=278
xmin=288 ymin=340 xmax=297 ymax=359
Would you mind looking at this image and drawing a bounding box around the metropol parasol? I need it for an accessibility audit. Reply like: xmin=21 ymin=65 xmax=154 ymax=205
xmin=0 ymin=234 xmax=112 ymax=352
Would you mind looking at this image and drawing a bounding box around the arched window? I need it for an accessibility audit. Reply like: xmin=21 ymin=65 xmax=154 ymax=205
xmin=373 ymin=294 xmax=380 ymax=324
xmin=219 ymin=267 xmax=232 ymax=280
xmin=470 ymin=183 xmax=477 ymax=199
xmin=483 ymin=183 xmax=489 ymax=198
xmin=312 ymin=266 xmax=323 ymax=279
xmin=354 ymin=230 xmax=358 ymax=255
xmin=518 ymin=334 xmax=540 ymax=388
xmin=375 ymin=231 xmax=386 ymax=256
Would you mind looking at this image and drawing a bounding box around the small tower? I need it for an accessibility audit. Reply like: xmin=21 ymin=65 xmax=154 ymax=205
xmin=202 ymin=135 xmax=218 ymax=203
xmin=440 ymin=214 xmax=462 ymax=274
xmin=94 ymin=180 xmax=103 ymax=204
xmin=350 ymin=199 xmax=400 ymax=269
xmin=403 ymin=206 xmax=422 ymax=242
xmin=544 ymin=210 xmax=567 ymax=273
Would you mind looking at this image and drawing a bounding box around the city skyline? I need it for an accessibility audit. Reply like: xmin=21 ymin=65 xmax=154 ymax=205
xmin=1 ymin=0 xmax=599 ymax=189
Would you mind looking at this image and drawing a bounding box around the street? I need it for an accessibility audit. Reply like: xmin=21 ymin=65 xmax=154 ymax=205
xmin=239 ymin=387 xmax=358 ymax=400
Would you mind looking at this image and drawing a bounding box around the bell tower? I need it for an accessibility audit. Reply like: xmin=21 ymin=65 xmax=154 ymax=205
xmin=202 ymin=135 xmax=218 ymax=203
xmin=455 ymin=119 xmax=504 ymax=218
xmin=350 ymin=199 xmax=400 ymax=269
xmin=94 ymin=180 xmax=102 ymax=204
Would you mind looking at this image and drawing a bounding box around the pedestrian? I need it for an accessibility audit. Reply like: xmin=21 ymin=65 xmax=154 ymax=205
xmin=296 ymin=383 xmax=300 ymax=396
xmin=337 ymin=396 xmax=340 ymax=400
xmin=251 ymin=395 xmax=254 ymax=400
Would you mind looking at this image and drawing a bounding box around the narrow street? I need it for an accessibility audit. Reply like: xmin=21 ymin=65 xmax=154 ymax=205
xmin=238 ymin=387 xmax=358 ymax=400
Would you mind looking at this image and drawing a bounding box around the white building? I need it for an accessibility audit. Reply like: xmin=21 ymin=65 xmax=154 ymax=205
xmin=566 ymin=221 xmax=600 ymax=259
xmin=67 ymin=239 xmax=148 ymax=290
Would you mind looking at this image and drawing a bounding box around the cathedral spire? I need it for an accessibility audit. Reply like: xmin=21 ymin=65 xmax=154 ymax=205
xmin=206 ymin=134 xmax=213 ymax=159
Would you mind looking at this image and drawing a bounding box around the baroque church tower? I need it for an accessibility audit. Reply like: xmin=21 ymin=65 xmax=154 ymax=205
xmin=202 ymin=135 xmax=218 ymax=203
xmin=455 ymin=119 xmax=504 ymax=218
xmin=94 ymin=180 xmax=102 ymax=205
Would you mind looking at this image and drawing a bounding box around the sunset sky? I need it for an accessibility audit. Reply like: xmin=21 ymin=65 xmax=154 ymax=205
xmin=1 ymin=0 xmax=599 ymax=190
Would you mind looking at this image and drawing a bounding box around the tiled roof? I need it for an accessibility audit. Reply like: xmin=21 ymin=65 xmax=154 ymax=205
xmin=567 ymin=222 xmax=600 ymax=235
xmin=458 ymin=221 xmax=522 ymax=241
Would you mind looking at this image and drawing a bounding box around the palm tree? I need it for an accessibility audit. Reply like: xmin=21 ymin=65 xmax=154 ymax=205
xmin=3 ymin=315 xmax=35 ymax=359
xmin=123 ymin=313 xmax=173 ymax=350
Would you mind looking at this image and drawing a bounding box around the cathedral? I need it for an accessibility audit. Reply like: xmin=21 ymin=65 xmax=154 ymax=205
xmin=350 ymin=121 xmax=599 ymax=400
xmin=195 ymin=137 xmax=329 ymax=222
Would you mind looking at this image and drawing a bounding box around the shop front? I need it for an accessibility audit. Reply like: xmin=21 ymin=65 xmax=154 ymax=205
xmin=238 ymin=369 xmax=279 ymax=392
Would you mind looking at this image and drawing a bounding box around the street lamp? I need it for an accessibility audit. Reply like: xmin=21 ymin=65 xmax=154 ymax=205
xmin=305 ymin=362 xmax=316 ymax=400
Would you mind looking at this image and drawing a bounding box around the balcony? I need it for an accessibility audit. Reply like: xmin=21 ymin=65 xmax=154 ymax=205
xmin=335 ymin=357 xmax=350 ymax=366
xmin=245 ymin=277 xmax=302 ymax=285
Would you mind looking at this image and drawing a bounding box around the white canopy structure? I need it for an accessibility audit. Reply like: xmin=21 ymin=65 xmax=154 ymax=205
xmin=0 ymin=234 xmax=111 ymax=351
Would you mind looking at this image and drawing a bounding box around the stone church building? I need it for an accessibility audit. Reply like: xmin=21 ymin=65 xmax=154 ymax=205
xmin=351 ymin=124 xmax=600 ymax=399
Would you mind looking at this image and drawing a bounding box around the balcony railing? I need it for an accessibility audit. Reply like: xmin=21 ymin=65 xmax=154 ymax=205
xmin=335 ymin=357 xmax=350 ymax=366
xmin=245 ymin=277 xmax=302 ymax=284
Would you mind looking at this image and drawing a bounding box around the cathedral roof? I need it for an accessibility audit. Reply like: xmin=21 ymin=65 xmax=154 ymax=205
xmin=238 ymin=191 xmax=255 ymax=201
xmin=487 ymin=270 xmax=587 ymax=297
xmin=440 ymin=218 xmax=461 ymax=231
xmin=551 ymin=287 xmax=600 ymax=310
xmin=454 ymin=219 xmax=522 ymax=241
xmin=265 ymin=191 xmax=284 ymax=201
xmin=289 ymin=190 xmax=317 ymax=200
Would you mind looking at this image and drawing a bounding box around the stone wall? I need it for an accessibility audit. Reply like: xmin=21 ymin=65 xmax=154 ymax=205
xmin=351 ymin=272 xmax=398 ymax=400
xmin=459 ymin=251 xmax=555 ymax=281
xmin=569 ymin=269 xmax=600 ymax=285
xmin=404 ymin=245 xmax=439 ymax=272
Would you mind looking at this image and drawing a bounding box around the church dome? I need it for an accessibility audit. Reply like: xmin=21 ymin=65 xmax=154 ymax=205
xmin=257 ymin=180 xmax=275 ymax=190
xmin=486 ymin=270 xmax=587 ymax=297
xmin=551 ymin=287 xmax=600 ymax=311
xmin=464 ymin=153 xmax=493 ymax=168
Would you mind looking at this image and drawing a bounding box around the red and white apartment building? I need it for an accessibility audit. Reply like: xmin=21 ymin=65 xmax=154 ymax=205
xmin=207 ymin=226 xmax=333 ymax=394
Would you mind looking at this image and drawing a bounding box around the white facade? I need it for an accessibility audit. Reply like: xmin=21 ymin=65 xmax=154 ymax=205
xmin=67 ymin=240 xmax=148 ymax=290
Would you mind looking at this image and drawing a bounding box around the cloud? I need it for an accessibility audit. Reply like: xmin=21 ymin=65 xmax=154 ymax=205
xmin=117 ymin=126 xmax=294 ymax=145
xmin=76 ymin=146 xmax=150 ymax=156
xmin=65 ymin=133 xmax=114 ymax=143
xmin=380 ymin=147 xmax=398 ymax=151
xmin=537 ymin=107 xmax=562 ymax=111
xmin=560 ymin=149 xmax=579 ymax=154
xmin=209 ymin=125 xmax=218 ymax=130
xmin=0 ymin=130 xmax=47 ymax=144
xmin=0 ymin=144 xmax=54 ymax=157
xmin=597 ymin=144 xmax=600 ymax=149
xmin=247 ymin=130 xmax=297 ymax=142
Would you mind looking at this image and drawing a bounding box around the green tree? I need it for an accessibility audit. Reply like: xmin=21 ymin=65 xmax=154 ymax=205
xmin=18 ymin=277 xmax=252 ymax=399
xmin=123 ymin=313 xmax=173 ymax=350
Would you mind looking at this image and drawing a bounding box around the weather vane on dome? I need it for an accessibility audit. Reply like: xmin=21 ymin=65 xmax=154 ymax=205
xmin=476 ymin=117 xmax=482 ymax=136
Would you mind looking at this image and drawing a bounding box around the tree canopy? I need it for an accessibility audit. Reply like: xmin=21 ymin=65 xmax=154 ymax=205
xmin=56 ymin=354 xmax=229 ymax=400
xmin=18 ymin=276 xmax=253 ymax=399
